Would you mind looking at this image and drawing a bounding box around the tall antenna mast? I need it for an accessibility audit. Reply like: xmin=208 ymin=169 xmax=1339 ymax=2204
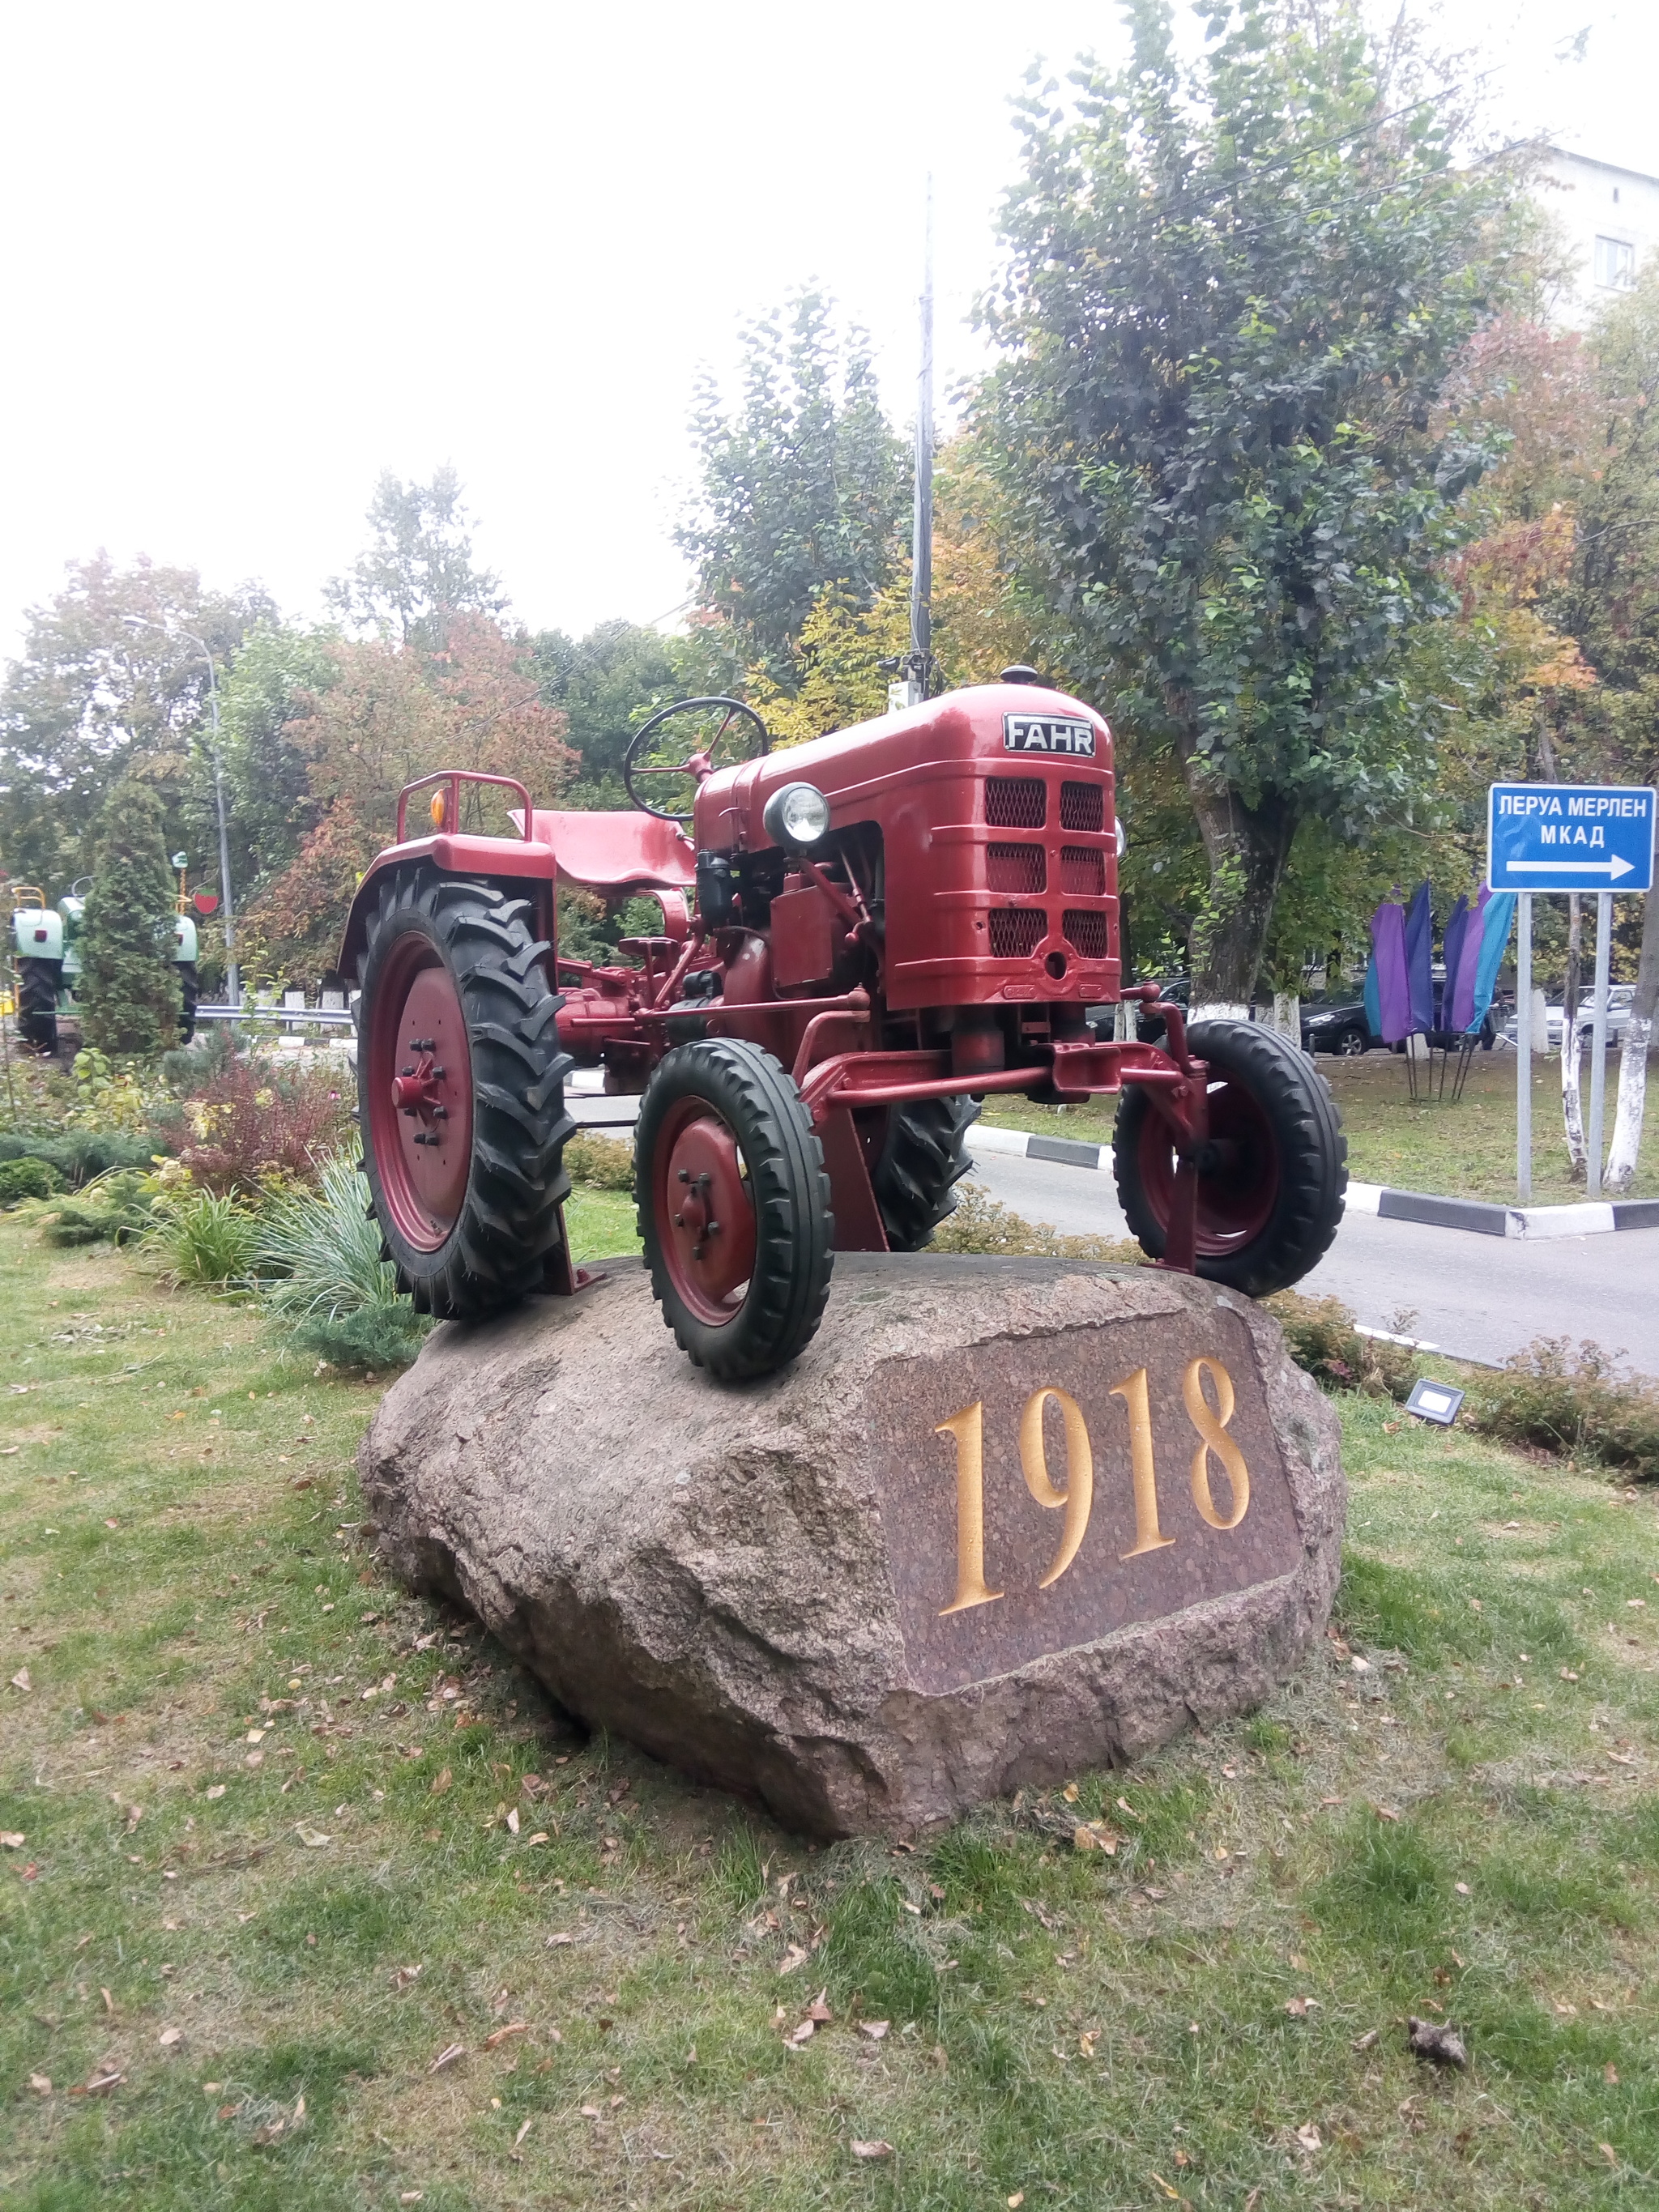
xmin=893 ymin=179 xmax=934 ymax=712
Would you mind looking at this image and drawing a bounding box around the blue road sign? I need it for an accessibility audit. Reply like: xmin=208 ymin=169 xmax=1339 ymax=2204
xmin=1487 ymin=782 xmax=1656 ymax=893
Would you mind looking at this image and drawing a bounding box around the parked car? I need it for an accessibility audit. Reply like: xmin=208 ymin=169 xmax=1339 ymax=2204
xmin=1300 ymin=991 xmax=1375 ymax=1056
xmin=1503 ymin=985 xmax=1635 ymax=1051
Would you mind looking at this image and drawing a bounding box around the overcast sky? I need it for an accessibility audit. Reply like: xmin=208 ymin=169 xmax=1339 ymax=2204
xmin=0 ymin=0 xmax=1653 ymax=660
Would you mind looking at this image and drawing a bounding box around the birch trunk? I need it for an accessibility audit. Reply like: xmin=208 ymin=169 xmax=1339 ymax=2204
xmin=1606 ymin=862 xmax=1659 ymax=1191
xmin=1560 ymin=893 xmax=1586 ymax=1181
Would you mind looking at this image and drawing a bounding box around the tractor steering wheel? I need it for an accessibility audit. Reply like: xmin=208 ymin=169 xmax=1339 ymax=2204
xmin=622 ymin=697 xmax=770 ymax=825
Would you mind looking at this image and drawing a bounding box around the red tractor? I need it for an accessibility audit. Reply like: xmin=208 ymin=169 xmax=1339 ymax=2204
xmin=343 ymin=677 xmax=1346 ymax=1379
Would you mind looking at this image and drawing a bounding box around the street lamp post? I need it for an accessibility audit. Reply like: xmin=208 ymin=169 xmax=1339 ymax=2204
xmin=123 ymin=616 xmax=239 ymax=1008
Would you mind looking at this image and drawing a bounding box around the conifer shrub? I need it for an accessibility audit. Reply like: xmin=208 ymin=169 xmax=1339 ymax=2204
xmin=78 ymin=782 xmax=182 ymax=1056
xmin=0 ymin=1157 xmax=63 ymax=1207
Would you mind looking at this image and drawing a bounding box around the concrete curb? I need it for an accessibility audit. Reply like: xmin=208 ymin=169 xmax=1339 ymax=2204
xmin=968 ymin=1123 xmax=1659 ymax=1240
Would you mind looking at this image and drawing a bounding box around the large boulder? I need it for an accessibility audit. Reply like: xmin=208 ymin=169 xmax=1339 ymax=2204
xmin=360 ymin=1254 xmax=1343 ymax=1838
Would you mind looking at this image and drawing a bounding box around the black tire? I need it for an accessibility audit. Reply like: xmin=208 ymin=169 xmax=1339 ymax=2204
xmin=872 ymin=1095 xmax=979 ymax=1251
xmin=15 ymin=957 xmax=60 ymax=1055
xmin=1333 ymin=1023 xmax=1368 ymax=1057
xmin=359 ymin=867 xmax=575 ymax=1319
xmin=1113 ymin=1018 xmax=1347 ymax=1297
xmin=176 ymin=961 xmax=198 ymax=1042
xmin=636 ymin=1038 xmax=833 ymax=1380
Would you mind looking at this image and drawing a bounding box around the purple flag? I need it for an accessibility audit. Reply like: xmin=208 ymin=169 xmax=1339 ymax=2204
xmin=1370 ymin=900 xmax=1410 ymax=1043
xmin=1404 ymin=880 xmax=1435 ymax=1036
xmin=1439 ymin=893 xmax=1471 ymax=1034
xmin=1449 ymin=884 xmax=1491 ymax=1033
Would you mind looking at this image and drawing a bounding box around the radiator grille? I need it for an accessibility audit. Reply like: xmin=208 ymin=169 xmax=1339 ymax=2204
xmin=1063 ymin=909 xmax=1111 ymax=961
xmin=986 ymin=842 xmax=1046 ymax=893
xmin=1060 ymin=845 xmax=1106 ymax=896
xmin=1060 ymin=780 xmax=1104 ymax=833
xmin=986 ymin=777 xmax=1046 ymax=829
xmin=989 ymin=908 xmax=1047 ymax=959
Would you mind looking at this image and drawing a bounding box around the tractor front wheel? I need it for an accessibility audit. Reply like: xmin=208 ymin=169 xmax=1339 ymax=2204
xmin=1113 ymin=1019 xmax=1346 ymax=1297
xmin=637 ymin=1038 xmax=833 ymax=1379
xmin=359 ymin=867 xmax=575 ymax=1319
xmin=15 ymin=957 xmax=61 ymax=1055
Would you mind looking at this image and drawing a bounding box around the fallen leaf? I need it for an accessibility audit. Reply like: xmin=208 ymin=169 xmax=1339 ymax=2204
xmin=851 ymin=2139 xmax=893 ymax=2160
xmin=429 ymin=2043 xmax=465 ymax=2073
xmin=1009 ymin=2196 xmax=1026 ymax=2208
xmin=579 ymin=2103 xmax=602 ymax=2119
xmin=429 ymin=1767 xmax=452 ymax=1796
xmin=526 ymin=1831 xmax=549 ymax=1846
xmin=859 ymin=2019 xmax=889 ymax=2039
xmin=294 ymin=1824 xmax=331 ymax=1848
xmin=205 ymin=1785 xmax=226 ymax=1801
xmin=514 ymin=2118 xmax=532 ymax=2146
xmin=1352 ymin=2027 xmax=1380 ymax=2052
xmin=28 ymin=2072 xmax=51 ymax=2094
xmin=778 ymin=1943 xmax=808 ymax=1975
xmin=158 ymin=2027 xmax=183 ymax=2048
xmin=10 ymin=1668 xmax=31 ymax=1692
xmin=546 ymin=1932 xmax=574 ymax=1948
xmin=1 ymin=1831 xmax=24 ymax=1848
xmin=1286 ymin=1996 xmax=1320 ymax=2017
xmin=786 ymin=2018 xmax=815 ymax=2045
xmin=393 ymin=1965 xmax=423 ymax=1990
xmin=1601 ymin=2144 xmax=1618 ymax=2169
xmin=399 ymin=2196 xmax=424 ymax=2206
xmin=1073 ymin=1822 xmax=1120 ymax=1854
xmin=84 ymin=2069 xmax=123 ymax=2095
xmin=484 ymin=2022 xmax=527 ymax=2049
xmin=505 ymin=1808 xmax=519 ymax=1835
xmin=1372 ymin=1805 xmax=1401 ymax=1822
xmin=1606 ymin=2063 xmax=1620 ymax=2085
xmin=1295 ymin=2123 xmax=1323 ymax=2154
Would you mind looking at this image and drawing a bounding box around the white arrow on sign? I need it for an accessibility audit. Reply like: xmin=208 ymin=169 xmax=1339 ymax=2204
xmin=1507 ymin=854 xmax=1636 ymax=880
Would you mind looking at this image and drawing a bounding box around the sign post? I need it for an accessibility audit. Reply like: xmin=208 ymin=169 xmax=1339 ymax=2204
xmin=1488 ymin=782 xmax=1656 ymax=1200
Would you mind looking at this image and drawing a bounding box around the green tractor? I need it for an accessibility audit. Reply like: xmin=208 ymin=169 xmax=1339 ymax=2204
xmin=9 ymin=861 xmax=199 ymax=1055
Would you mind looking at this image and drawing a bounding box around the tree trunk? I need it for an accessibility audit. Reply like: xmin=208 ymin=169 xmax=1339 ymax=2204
xmin=1560 ymin=892 xmax=1586 ymax=1182
xmin=1606 ymin=863 xmax=1659 ymax=1191
xmin=1176 ymin=727 xmax=1295 ymax=1011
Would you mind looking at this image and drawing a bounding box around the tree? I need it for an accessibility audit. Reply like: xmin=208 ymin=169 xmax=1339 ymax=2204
xmin=325 ymin=467 xmax=506 ymax=647
xmin=975 ymin=0 xmax=1525 ymax=1005
xmin=208 ymin=620 xmax=341 ymax=906
xmin=678 ymin=291 xmax=910 ymax=678
xmin=79 ymin=781 xmax=182 ymax=1056
xmin=0 ymin=553 xmax=271 ymax=896
xmin=245 ymin=617 xmax=574 ymax=978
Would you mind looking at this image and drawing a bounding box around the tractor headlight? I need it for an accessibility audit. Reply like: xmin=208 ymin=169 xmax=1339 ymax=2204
xmin=762 ymin=781 xmax=832 ymax=850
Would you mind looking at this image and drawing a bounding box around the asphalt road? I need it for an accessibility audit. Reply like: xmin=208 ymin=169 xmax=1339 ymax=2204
xmin=570 ymin=1082 xmax=1659 ymax=1378
xmin=964 ymin=1148 xmax=1659 ymax=1379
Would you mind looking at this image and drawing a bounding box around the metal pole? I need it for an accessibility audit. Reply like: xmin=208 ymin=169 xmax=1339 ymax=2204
xmin=907 ymin=176 xmax=934 ymax=694
xmin=1587 ymin=888 xmax=1612 ymax=1196
xmin=1516 ymin=891 xmax=1532 ymax=1202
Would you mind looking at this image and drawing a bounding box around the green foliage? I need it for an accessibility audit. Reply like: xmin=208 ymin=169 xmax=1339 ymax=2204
xmin=143 ymin=1187 xmax=261 ymax=1289
xmin=928 ymin=1183 xmax=1143 ymax=1265
xmin=678 ymin=290 xmax=910 ymax=678
xmin=976 ymin=0 xmax=1528 ymax=999
xmin=0 ymin=1129 xmax=157 ymax=1187
xmin=1470 ymin=1337 xmax=1659 ymax=1478
xmin=1265 ymin=1290 xmax=1416 ymax=1399
xmin=564 ymin=1131 xmax=634 ymax=1191
xmin=256 ymin=1152 xmax=403 ymax=1321
xmin=819 ymin=1875 xmax=940 ymax=2025
xmin=324 ymin=466 xmax=505 ymax=648
xmin=23 ymin=1166 xmax=161 ymax=1245
xmin=211 ymin=619 xmax=339 ymax=903
xmin=0 ymin=551 xmax=270 ymax=896
xmin=0 ymin=1156 xmax=62 ymax=1205
xmin=78 ymin=782 xmax=183 ymax=1056
xmin=291 ymin=1302 xmax=429 ymax=1370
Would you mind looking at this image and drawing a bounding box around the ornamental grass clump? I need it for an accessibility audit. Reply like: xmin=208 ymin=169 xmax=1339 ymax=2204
xmin=143 ymin=1187 xmax=262 ymax=1290
xmin=256 ymin=1151 xmax=429 ymax=1369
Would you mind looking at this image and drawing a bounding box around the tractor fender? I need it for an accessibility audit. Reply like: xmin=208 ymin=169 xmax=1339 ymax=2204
xmin=338 ymin=837 xmax=557 ymax=983
xmin=12 ymin=909 xmax=62 ymax=961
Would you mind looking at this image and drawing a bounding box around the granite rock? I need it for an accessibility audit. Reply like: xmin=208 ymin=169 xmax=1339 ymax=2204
xmin=360 ymin=1253 xmax=1344 ymax=1837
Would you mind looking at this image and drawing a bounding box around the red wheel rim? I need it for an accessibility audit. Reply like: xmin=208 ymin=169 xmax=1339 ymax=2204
xmin=1136 ymin=1075 xmax=1279 ymax=1257
xmin=653 ymin=1096 xmax=758 ymax=1326
xmin=367 ymin=936 xmax=473 ymax=1252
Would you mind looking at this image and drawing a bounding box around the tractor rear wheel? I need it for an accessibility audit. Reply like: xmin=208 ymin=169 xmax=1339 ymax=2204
xmin=636 ymin=1038 xmax=833 ymax=1379
xmin=872 ymin=1095 xmax=979 ymax=1251
xmin=359 ymin=867 xmax=575 ymax=1319
xmin=177 ymin=962 xmax=198 ymax=1042
xmin=15 ymin=957 xmax=60 ymax=1055
xmin=1113 ymin=1018 xmax=1346 ymax=1297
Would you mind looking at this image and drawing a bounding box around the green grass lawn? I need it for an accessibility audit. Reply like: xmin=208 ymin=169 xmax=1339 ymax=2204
xmin=3 ymin=1213 xmax=1659 ymax=2208
xmin=983 ymin=1048 xmax=1659 ymax=1208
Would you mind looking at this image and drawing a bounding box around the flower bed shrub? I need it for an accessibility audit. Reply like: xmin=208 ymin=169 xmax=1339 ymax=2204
xmin=0 ymin=1131 xmax=159 ymax=1186
xmin=565 ymin=1131 xmax=635 ymax=1191
xmin=172 ymin=1054 xmax=352 ymax=1193
xmin=928 ymin=1183 xmax=1143 ymax=1264
xmin=1264 ymin=1292 xmax=1417 ymax=1400
xmin=0 ymin=1157 xmax=63 ymax=1207
xmin=1469 ymin=1339 xmax=1659 ymax=1481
